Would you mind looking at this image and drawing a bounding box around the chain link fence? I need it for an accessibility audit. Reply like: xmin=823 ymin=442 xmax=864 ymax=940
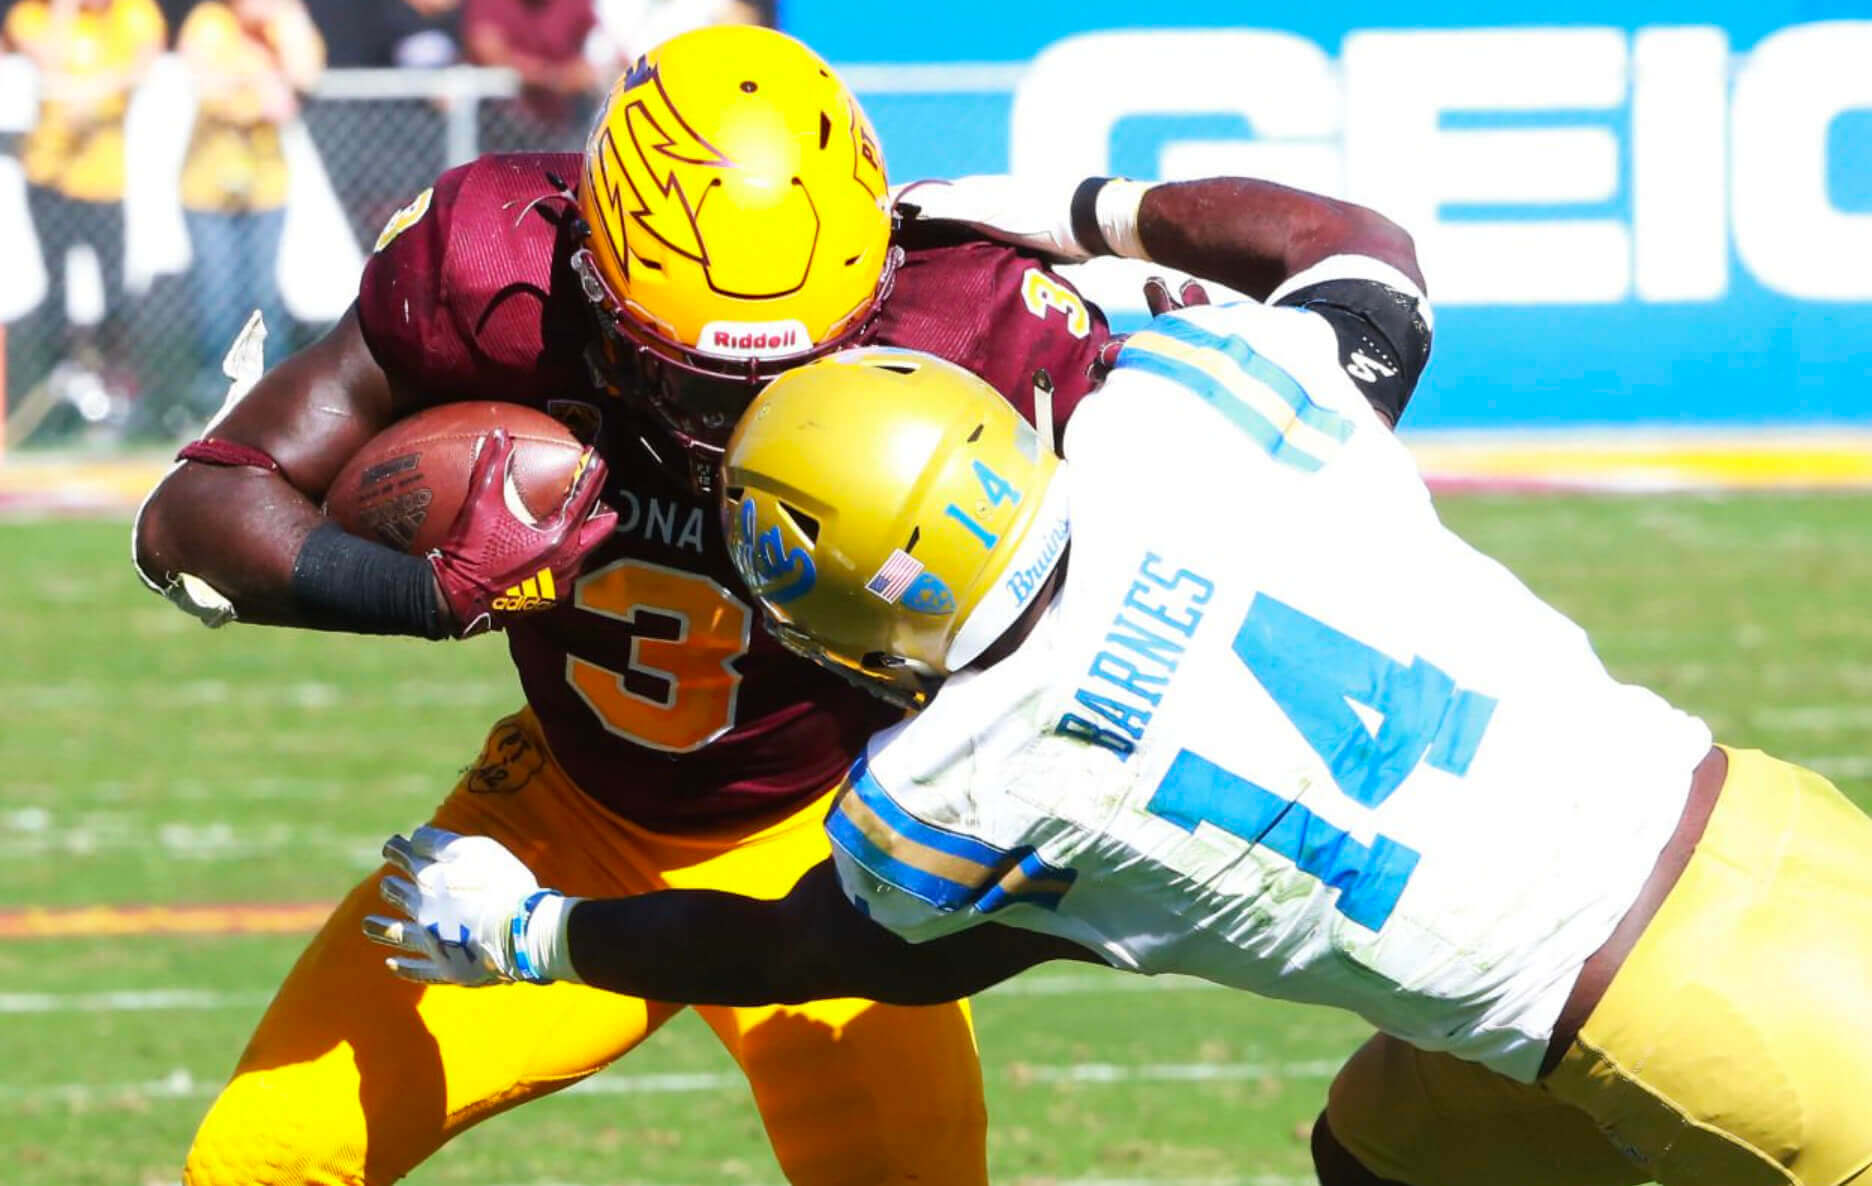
xmin=0 ymin=60 xmax=592 ymax=449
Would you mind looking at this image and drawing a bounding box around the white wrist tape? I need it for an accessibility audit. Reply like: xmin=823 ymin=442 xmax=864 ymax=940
xmin=1094 ymin=179 xmax=1153 ymax=260
xmin=516 ymin=891 xmax=585 ymax=984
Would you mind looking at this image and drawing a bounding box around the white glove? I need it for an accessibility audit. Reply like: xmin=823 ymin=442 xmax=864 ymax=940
xmin=892 ymin=174 xmax=1152 ymax=263
xmin=361 ymin=826 xmax=576 ymax=986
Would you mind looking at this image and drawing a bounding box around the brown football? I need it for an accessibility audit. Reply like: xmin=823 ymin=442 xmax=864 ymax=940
xmin=324 ymin=401 xmax=586 ymax=555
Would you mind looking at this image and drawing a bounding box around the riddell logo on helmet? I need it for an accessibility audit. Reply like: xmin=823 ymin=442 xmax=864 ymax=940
xmin=700 ymin=320 xmax=812 ymax=360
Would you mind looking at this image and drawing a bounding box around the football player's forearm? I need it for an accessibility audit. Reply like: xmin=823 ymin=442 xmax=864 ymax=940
xmin=135 ymin=465 xmax=447 ymax=635
xmin=133 ymin=308 xmax=446 ymax=635
xmin=563 ymin=861 xmax=1091 ymax=1005
xmin=135 ymin=462 xmax=326 ymax=626
xmin=1137 ymin=178 xmax=1424 ymax=299
xmin=564 ymin=891 xmax=844 ymax=1005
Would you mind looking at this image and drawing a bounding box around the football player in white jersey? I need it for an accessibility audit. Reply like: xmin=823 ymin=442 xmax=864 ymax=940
xmin=364 ymin=182 xmax=1872 ymax=1186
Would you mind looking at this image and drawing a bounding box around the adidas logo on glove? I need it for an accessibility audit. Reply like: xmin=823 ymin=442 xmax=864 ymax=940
xmin=491 ymin=569 xmax=559 ymax=613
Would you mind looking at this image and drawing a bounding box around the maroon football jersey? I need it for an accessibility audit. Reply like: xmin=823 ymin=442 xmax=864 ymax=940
xmin=357 ymin=152 xmax=1113 ymax=827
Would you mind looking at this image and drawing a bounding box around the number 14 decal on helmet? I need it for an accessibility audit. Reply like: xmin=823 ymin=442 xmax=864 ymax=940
xmin=945 ymin=460 xmax=1023 ymax=549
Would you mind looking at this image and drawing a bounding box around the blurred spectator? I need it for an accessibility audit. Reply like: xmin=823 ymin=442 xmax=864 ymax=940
xmin=388 ymin=0 xmax=460 ymax=68
xmin=176 ymin=0 xmax=323 ymax=406
xmin=299 ymin=0 xmax=459 ymax=68
xmin=3 ymin=0 xmax=165 ymax=406
xmin=462 ymin=0 xmax=596 ymax=149
xmin=588 ymin=0 xmax=770 ymax=70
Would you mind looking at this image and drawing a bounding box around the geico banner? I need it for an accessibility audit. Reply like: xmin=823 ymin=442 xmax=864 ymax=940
xmin=0 ymin=20 xmax=1865 ymax=427
xmin=1005 ymin=24 xmax=1868 ymax=305
xmin=841 ymin=21 xmax=1871 ymax=426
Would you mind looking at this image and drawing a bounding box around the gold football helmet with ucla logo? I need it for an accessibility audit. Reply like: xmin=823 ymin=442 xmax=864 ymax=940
xmin=722 ymin=348 xmax=1070 ymax=707
xmin=575 ymin=26 xmax=893 ymax=394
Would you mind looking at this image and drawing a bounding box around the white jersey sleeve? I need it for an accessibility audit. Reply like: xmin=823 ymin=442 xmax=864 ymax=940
xmin=826 ymin=709 xmax=1122 ymax=958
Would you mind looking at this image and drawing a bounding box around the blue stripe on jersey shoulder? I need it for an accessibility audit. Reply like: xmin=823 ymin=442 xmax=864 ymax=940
xmin=1116 ymin=310 xmax=1353 ymax=471
xmin=975 ymin=849 xmax=1078 ymax=914
xmin=827 ymin=756 xmax=1076 ymax=915
xmin=848 ymin=755 xmax=1012 ymax=868
xmin=826 ymin=806 xmax=978 ymax=911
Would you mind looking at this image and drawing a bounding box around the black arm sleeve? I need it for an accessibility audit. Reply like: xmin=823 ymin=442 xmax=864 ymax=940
xmin=566 ymin=859 xmax=1101 ymax=1006
xmin=290 ymin=522 xmax=448 ymax=638
xmin=1274 ymin=278 xmax=1432 ymax=428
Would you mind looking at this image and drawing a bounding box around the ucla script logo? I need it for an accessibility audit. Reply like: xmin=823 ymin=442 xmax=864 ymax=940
xmin=733 ymin=498 xmax=817 ymax=605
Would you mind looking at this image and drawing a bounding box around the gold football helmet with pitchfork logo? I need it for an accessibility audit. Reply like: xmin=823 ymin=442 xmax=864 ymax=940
xmin=573 ymin=25 xmax=895 ymax=491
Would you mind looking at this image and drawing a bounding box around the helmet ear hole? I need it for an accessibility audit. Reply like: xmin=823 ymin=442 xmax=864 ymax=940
xmin=778 ymin=502 xmax=820 ymax=544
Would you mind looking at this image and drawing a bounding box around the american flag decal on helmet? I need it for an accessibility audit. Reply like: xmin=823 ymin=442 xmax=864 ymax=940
xmin=866 ymin=549 xmax=925 ymax=604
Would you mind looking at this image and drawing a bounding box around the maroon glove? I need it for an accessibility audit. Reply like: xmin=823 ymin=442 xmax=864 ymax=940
xmin=427 ymin=429 xmax=617 ymax=637
xmin=1095 ymin=276 xmax=1216 ymax=375
xmin=1144 ymin=276 xmax=1212 ymax=317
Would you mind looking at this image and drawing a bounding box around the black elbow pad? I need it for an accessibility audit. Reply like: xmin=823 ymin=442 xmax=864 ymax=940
xmin=1275 ymin=278 xmax=1432 ymax=427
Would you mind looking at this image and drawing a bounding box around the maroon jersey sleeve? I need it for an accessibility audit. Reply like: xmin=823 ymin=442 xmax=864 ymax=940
xmin=355 ymin=152 xmax=592 ymax=403
xmin=871 ymin=224 xmax=1115 ymax=447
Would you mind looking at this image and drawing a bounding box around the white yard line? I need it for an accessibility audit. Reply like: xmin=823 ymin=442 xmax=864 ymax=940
xmin=0 ymin=1058 xmax=1335 ymax=1105
xmin=4 ymin=678 xmax=516 ymax=711
xmin=0 ymin=821 xmax=392 ymax=862
xmin=1756 ymin=705 xmax=1872 ymax=731
xmin=0 ymin=988 xmax=275 ymax=1014
xmin=1795 ymin=755 xmax=1872 ymax=780
xmin=1013 ymin=1059 xmax=1339 ymax=1084
xmin=0 ymin=971 xmax=1218 ymax=1016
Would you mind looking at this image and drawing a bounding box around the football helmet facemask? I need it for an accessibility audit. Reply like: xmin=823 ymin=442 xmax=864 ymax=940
xmin=574 ymin=26 xmax=896 ymax=487
xmin=722 ymin=348 xmax=1070 ymax=709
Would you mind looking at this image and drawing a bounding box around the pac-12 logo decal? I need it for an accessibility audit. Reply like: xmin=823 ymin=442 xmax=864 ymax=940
xmin=732 ymin=498 xmax=817 ymax=605
xmin=902 ymin=573 xmax=956 ymax=615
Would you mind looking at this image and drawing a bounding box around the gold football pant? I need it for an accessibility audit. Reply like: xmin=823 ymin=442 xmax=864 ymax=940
xmin=183 ymin=709 xmax=987 ymax=1186
xmin=1326 ymin=747 xmax=1872 ymax=1186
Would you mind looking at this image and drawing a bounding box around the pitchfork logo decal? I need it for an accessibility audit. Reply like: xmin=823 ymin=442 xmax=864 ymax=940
xmin=588 ymin=61 xmax=838 ymax=301
xmin=590 ymin=65 xmax=732 ymax=270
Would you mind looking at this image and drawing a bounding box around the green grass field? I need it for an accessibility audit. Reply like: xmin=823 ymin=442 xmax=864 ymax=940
xmin=3 ymin=495 xmax=1869 ymax=1186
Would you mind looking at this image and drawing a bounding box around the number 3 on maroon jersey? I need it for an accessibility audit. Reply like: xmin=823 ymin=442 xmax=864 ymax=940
xmin=567 ymin=559 xmax=753 ymax=752
xmin=1021 ymin=268 xmax=1091 ymax=339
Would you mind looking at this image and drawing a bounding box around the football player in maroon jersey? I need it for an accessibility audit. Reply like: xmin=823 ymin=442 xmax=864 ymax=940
xmin=132 ymin=24 xmax=1423 ymax=1186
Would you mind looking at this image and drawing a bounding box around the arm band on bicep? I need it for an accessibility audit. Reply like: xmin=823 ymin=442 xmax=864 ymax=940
xmin=177 ymin=438 xmax=282 ymax=472
xmin=290 ymin=521 xmax=448 ymax=639
xmin=1070 ymin=177 xmax=1151 ymax=260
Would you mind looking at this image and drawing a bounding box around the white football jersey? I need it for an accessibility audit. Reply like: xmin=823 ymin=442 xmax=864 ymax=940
xmin=826 ymin=258 xmax=1712 ymax=1082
